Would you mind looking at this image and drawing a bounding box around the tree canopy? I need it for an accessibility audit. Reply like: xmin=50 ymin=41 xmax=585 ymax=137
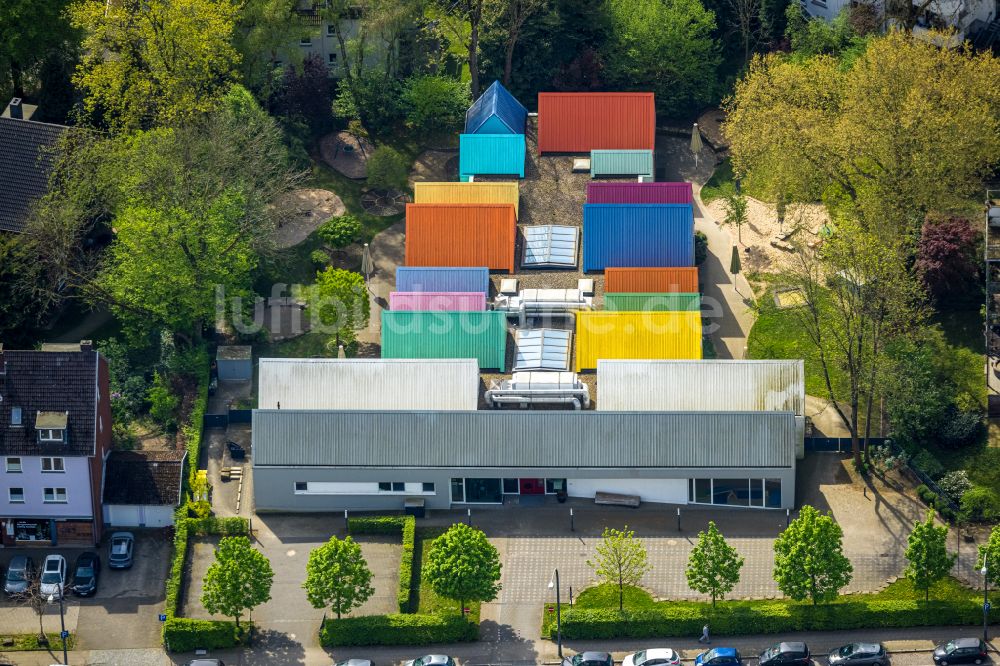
xmin=725 ymin=30 xmax=1000 ymax=235
xmin=773 ymin=505 xmax=853 ymax=604
xmin=587 ymin=526 xmax=651 ymax=611
xmin=303 ymin=536 xmax=374 ymax=619
xmin=69 ymin=0 xmax=241 ymax=130
xmin=201 ymin=536 xmax=274 ymax=627
xmin=686 ymin=521 xmax=744 ymax=606
xmin=423 ymin=523 xmax=502 ymax=615
xmin=904 ymin=510 xmax=956 ymax=600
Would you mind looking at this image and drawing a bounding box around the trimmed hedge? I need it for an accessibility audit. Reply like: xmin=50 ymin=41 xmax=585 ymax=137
xmin=188 ymin=516 xmax=250 ymax=537
xmin=543 ymin=598 xmax=987 ymax=640
xmin=164 ymin=517 xmax=190 ymax=619
xmin=163 ymin=618 xmax=246 ymax=652
xmin=347 ymin=516 xmax=417 ymax=612
xmin=319 ymin=613 xmax=478 ymax=647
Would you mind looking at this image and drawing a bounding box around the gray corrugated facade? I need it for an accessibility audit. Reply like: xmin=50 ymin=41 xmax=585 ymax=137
xmin=252 ymin=410 xmax=797 ymax=511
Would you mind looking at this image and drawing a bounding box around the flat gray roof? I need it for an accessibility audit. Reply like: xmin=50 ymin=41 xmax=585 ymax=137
xmin=253 ymin=410 xmax=796 ymax=469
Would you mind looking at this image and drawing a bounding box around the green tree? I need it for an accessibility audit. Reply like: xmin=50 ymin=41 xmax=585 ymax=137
xmin=978 ymin=526 xmax=1000 ymax=589
xmin=686 ymin=521 xmax=744 ymax=607
xmin=485 ymin=0 xmax=546 ymax=86
xmin=773 ymin=505 xmax=853 ymax=605
xmin=68 ymin=0 xmax=241 ymax=130
xmin=0 ymin=0 xmax=79 ymax=100
xmin=424 ymin=523 xmax=502 ymax=616
xmin=402 ymin=75 xmax=471 ymax=137
xmin=722 ymin=189 xmax=749 ymax=244
xmin=904 ymin=510 xmax=956 ymax=601
xmin=201 ymin=536 xmax=274 ymax=628
xmin=602 ymin=0 xmax=720 ymax=118
xmin=303 ymin=536 xmax=374 ymax=619
xmin=310 ymin=268 xmax=370 ymax=337
xmin=366 ymin=146 xmax=410 ymax=190
xmin=234 ymin=0 xmax=307 ymax=95
xmin=726 ymin=30 xmax=1000 ymax=236
xmin=587 ymin=526 xmax=651 ymax=611
xmin=318 ymin=214 xmax=362 ymax=249
xmin=147 ymin=371 xmax=179 ymax=432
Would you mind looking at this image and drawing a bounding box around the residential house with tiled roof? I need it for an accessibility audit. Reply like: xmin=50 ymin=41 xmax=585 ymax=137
xmin=103 ymin=450 xmax=186 ymax=528
xmin=0 ymin=341 xmax=111 ymax=546
xmin=0 ymin=98 xmax=68 ymax=233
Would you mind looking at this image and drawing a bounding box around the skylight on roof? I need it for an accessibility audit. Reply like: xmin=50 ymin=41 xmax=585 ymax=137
xmin=522 ymin=225 xmax=578 ymax=268
xmin=513 ymin=328 xmax=572 ymax=371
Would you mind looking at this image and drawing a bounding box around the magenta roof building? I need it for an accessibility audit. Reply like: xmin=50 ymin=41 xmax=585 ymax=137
xmin=586 ymin=182 xmax=693 ymax=205
xmin=389 ymin=292 xmax=488 ymax=311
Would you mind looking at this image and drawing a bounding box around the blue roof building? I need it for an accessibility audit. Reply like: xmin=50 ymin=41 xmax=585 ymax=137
xmin=464 ymin=81 xmax=528 ymax=135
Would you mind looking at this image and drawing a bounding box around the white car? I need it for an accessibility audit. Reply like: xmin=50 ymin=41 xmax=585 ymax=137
xmin=403 ymin=656 xmax=456 ymax=666
xmin=623 ymin=649 xmax=682 ymax=666
xmin=39 ymin=554 xmax=67 ymax=599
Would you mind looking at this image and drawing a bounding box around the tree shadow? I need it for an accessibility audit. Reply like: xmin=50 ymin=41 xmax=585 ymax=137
xmin=241 ymin=627 xmax=307 ymax=665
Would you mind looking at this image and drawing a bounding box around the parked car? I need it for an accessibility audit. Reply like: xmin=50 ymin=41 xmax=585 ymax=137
xmin=39 ymin=554 xmax=67 ymax=599
xmin=227 ymin=440 xmax=246 ymax=460
xmin=695 ymin=648 xmax=743 ymax=666
xmin=933 ymin=638 xmax=988 ymax=665
xmin=760 ymin=642 xmax=810 ymax=666
xmin=623 ymin=648 xmax=682 ymax=666
xmin=335 ymin=661 xmax=373 ymax=666
xmin=4 ymin=555 xmax=34 ymax=596
xmin=562 ymin=652 xmax=614 ymax=666
xmin=402 ymin=656 xmax=455 ymax=666
xmin=108 ymin=531 xmax=135 ymax=569
xmin=185 ymin=661 xmax=224 ymax=666
xmin=828 ymin=643 xmax=888 ymax=666
xmin=70 ymin=552 xmax=101 ymax=597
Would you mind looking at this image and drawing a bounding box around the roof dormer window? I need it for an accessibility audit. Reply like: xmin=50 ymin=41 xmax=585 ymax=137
xmin=36 ymin=411 xmax=68 ymax=444
xmin=10 ymin=407 xmax=22 ymax=426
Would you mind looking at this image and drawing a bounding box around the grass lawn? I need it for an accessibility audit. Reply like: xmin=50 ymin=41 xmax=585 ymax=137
xmin=0 ymin=633 xmax=76 ymax=651
xmin=746 ymin=286 xmax=848 ymax=399
xmin=413 ymin=527 xmax=482 ymax=623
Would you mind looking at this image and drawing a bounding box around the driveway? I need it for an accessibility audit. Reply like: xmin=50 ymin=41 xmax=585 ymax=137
xmin=0 ymin=529 xmax=171 ymax=649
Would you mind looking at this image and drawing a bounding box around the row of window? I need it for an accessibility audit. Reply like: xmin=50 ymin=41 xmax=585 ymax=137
xmin=688 ymin=478 xmax=782 ymax=508
xmin=5 ymin=457 xmax=65 ymax=473
xmin=293 ymin=481 xmax=435 ymax=495
xmin=8 ymin=487 xmax=67 ymax=503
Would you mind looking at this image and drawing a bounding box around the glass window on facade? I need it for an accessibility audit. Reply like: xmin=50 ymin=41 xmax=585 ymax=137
xmin=464 ymin=478 xmax=503 ymax=503
xmin=749 ymin=479 xmax=764 ymax=507
xmin=545 ymin=478 xmax=566 ymax=494
xmin=450 ymin=478 xmax=465 ymax=503
xmin=502 ymin=478 xmax=519 ymax=494
xmin=765 ymin=478 xmax=782 ymax=508
xmin=713 ymin=479 xmax=750 ymax=506
xmin=422 ymin=482 xmax=435 ymax=493
xmin=694 ymin=478 xmax=711 ymax=504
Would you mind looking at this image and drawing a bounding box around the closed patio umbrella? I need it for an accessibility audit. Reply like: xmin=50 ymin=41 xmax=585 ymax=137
xmin=361 ymin=242 xmax=374 ymax=285
xmin=690 ymin=123 xmax=704 ymax=169
xmin=338 ymin=344 xmax=346 ymax=359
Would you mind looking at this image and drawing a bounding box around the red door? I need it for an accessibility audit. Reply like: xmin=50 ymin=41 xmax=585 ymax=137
xmin=519 ymin=478 xmax=545 ymax=495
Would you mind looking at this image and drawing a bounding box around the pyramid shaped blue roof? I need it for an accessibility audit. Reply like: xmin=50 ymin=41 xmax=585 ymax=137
xmin=464 ymin=81 xmax=528 ymax=135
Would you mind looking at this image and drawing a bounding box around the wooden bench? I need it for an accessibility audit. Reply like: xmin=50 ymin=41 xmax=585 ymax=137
xmin=595 ymin=492 xmax=641 ymax=508
xmin=221 ymin=466 xmax=243 ymax=482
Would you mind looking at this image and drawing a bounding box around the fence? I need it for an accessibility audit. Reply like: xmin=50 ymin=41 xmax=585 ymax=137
xmin=804 ymin=437 xmax=888 ymax=452
xmin=203 ymin=409 xmax=252 ymax=429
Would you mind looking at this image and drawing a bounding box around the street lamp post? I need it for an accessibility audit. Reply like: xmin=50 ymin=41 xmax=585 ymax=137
xmin=47 ymin=592 xmax=68 ymax=665
xmin=548 ymin=568 xmax=563 ymax=659
xmin=983 ymin=552 xmax=990 ymax=643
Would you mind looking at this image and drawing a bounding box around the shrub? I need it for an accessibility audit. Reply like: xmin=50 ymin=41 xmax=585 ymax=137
xmin=911 ymin=450 xmax=945 ymax=480
xmin=319 ymin=613 xmax=477 ymax=647
xmin=332 ymin=72 xmax=404 ymax=139
xmin=937 ymin=470 xmax=972 ymax=504
xmin=164 ymin=519 xmax=190 ymax=619
xmin=310 ymin=249 xmax=330 ymax=268
xmin=148 ymin=371 xmax=180 ymax=432
xmin=347 ymin=515 xmax=410 ymax=534
xmin=318 ymin=214 xmax=362 ymax=249
xmin=695 ymin=231 xmax=708 ymax=265
xmin=366 ymin=146 xmax=409 ymax=191
xmin=402 ymin=75 xmax=470 ymax=136
xmin=960 ymin=485 xmax=1000 ymax=523
xmin=163 ymin=618 xmax=245 ymax=652
xmin=188 ymin=516 xmax=250 ymax=536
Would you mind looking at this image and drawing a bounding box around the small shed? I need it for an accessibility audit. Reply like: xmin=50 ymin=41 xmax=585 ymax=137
xmin=405 ymin=203 xmax=517 ymax=272
xmin=414 ymin=181 xmax=520 ymax=217
xmin=459 ymin=134 xmax=526 ymax=181
xmin=605 ymin=292 xmax=701 ymax=312
xmin=395 ymin=267 xmax=490 ymax=294
xmin=389 ymin=292 xmax=487 ymax=311
xmin=102 ymin=451 xmax=187 ymax=528
xmin=587 ymin=182 xmax=693 ymax=205
xmin=465 ymin=81 xmax=528 ymax=135
xmin=574 ymin=311 xmax=703 ymax=371
xmin=605 ymin=267 xmax=700 ymax=293
xmin=381 ymin=311 xmax=508 ymax=371
xmin=582 ymin=204 xmax=695 ymax=271
xmin=216 ymin=345 xmax=252 ymax=381
xmin=590 ymin=150 xmax=654 ymax=179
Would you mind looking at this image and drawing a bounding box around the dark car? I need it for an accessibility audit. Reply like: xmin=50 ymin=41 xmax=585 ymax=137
xmin=695 ymin=648 xmax=743 ymax=666
xmin=185 ymin=661 xmax=225 ymax=666
xmin=933 ymin=638 xmax=988 ymax=665
xmin=71 ymin=552 xmax=101 ymax=597
xmin=4 ymin=555 xmax=34 ymax=596
xmin=563 ymin=653 xmax=614 ymax=666
xmin=760 ymin=642 xmax=811 ymax=666
xmin=828 ymin=643 xmax=888 ymax=666
xmin=108 ymin=532 xmax=135 ymax=569
xmin=227 ymin=440 xmax=246 ymax=460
